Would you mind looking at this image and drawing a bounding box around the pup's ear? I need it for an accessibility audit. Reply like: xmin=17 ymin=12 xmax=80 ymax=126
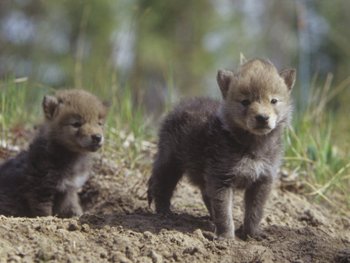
xmin=42 ymin=95 xmax=59 ymax=120
xmin=240 ymin=52 xmax=247 ymax=65
xmin=280 ymin=68 xmax=296 ymax=91
xmin=217 ymin=70 xmax=234 ymax=99
xmin=102 ymin=100 xmax=111 ymax=109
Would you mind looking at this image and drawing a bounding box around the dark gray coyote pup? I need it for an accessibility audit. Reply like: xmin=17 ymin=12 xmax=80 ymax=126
xmin=148 ymin=58 xmax=296 ymax=239
xmin=0 ymin=89 xmax=108 ymax=217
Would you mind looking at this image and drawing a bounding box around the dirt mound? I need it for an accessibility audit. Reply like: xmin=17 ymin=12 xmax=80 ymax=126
xmin=0 ymin=149 xmax=349 ymax=263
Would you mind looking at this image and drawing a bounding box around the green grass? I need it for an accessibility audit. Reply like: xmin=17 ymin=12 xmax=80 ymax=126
xmin=0 ymin=77 xmax=48 ymax=146
xmin=284 ymin=74 xmax=350 ymax=214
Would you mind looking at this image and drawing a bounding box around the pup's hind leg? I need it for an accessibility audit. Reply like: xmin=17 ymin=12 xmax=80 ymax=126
xmin=148 ymin=154 xmax=183 ymax=214
xmin=200 ymin=187 xmax=213 ymax=219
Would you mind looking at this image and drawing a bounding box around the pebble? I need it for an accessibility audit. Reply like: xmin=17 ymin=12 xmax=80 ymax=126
xmin=110 ymin=252 xmax=132 ymax=263
xmin=148 ymin=250 xmax=163 ymax=263
xmin=67 ymin=222 xmax=79 ymax=231
xmin=143 ymin=231 xmax=153 ymax=239
xmin=81 ymin=224 xmax=90 ymax=232
xmin=6 ymin=255 xmax=22 ymax=263
xmin=136 ymin=256 xmax=152 ymax=263
xmin=193 ymin=229 xmax=205 ymax=240
xmin=183 ymin=247 xmax=200 ymax=255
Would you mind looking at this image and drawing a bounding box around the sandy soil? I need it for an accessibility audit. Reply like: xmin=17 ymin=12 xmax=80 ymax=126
xmin=0 ymin=144 xmax=349 ymax=263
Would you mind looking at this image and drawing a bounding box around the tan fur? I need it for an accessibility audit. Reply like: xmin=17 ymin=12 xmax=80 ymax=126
xmin=0 ymin=89 xmax=108 ymax=217
xmin=220 ymin=59 xmax=294 ymax=136
xmin=43 ymin=89 xmax=108 ymax=153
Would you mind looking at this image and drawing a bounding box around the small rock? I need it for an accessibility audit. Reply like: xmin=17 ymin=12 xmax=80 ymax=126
xmin=148 ymin=250 xmax=162 ymax=263
xmin=136 ymin=256 xmax=152 ymax=263
xmin=341 ymin=217 xmax=350 ymax=229
xmin=298 ymin=209 xmax=322 ymax=227
xmin=81 ymin=223 xmax=90 ymax=232
xmin=103 ymin=225 xmax=111 ymax=231
xmin=193 ymin=229 xmax=205 ymax=240
xmin=46 ymin=224 xmax=56 ymax=232
xmin=67 ymin=222 xmax=79 ymax=231
xmin=56 ymin=228 xmax=68 ymax=237
xmin=265 ymin=216 xmax=272 ymax=223
xmin=202 ymin=231 xmax=215 ymax=241
xmin=37 ymin=249 xmax=53 ymax=261
xmin=215 ymin=244 xmax=227 ymax=251
xmin=110 ymin=252 xmax=132 ymax=263
xmin=341 ymin=238 xmax=350 ymax=244
xmin=143 ymin=231 xmax=153 ymax=239
xmin=172 ymin=252 xmax=179 ymax=262
xmin=125 ymin=246 xmax=136 ymax=261
xmin=7 ymin=255 xmax=22 ymax=263
xmin=183 ymin=247 xmax=200 ymax=255
xmin=34 ymin=224 xmax=41 ymax=231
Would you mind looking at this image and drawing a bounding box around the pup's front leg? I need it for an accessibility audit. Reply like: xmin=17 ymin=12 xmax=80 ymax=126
xmin=208 ymin=184 xmax=235 ymax=239
xmin=242 ymin=176 xmax=272 ymax=239
xmin=54 ymin=190 xmax=83 ymax=218
xmin=27 ymin=194 xmax=54 ymax=217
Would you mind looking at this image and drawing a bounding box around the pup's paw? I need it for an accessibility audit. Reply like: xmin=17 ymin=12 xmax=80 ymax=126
xmin=155 ymin=206 xmax=173 ymax=217
xmin=215 ymin=229 xmax=235 ymax=240
xmin=59 ymin=205 xmax=83 ymax=218
xmin=235 ymin=226 xmax=267 ymax=241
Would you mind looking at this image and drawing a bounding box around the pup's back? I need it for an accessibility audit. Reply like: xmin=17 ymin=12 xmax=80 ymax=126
xmin=159 ymin=98 xmax=219 ymax=152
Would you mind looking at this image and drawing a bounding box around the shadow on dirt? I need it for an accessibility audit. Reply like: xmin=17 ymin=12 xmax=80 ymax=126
xmin=80 ymin=181 xmax=213 ymax=235
xmin=80 ymin=209 xmax=213 ymax=235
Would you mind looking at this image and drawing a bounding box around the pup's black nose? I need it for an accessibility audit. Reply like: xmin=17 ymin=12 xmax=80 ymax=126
xmin=91 ymin=134 xmax=102 ymax=143
xmin=255 ymin=114 xmax=269 ymax=124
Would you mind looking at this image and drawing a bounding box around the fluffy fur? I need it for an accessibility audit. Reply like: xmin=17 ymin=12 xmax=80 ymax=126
xmin=148 ymin=58 xmax=296 ymax=239
xmin=0 ymin=89 xmax=108 ymax=217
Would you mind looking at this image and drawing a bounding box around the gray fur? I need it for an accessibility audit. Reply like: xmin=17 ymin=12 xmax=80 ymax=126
xmin=0 ymin=134 xmax=91 ymax=217
xmin=148 ymin=59 xmax=295 ymax=239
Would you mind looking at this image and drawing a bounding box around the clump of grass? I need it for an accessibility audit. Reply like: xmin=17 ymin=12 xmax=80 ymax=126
xmin=0 ymin=77 xmax=49 ymax=147
xmin=103 ymin=91 xmax=152 ymax=172
xmin=0 ymin=78 xmax=28 ymax=131
xmin=284 ymin=73 xmax=350 ymax=213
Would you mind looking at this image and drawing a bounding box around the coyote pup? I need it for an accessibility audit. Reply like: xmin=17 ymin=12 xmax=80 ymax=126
xmin=0 ymin=89 xmax=108 ymax=217
xmin=148 ymin=59 xmax=296 ymax=239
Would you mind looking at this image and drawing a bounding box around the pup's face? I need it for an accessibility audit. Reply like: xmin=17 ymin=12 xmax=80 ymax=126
xmin=217 ymin=59 xmax=296 ymax=135
xmin=42 ymin=89 xmax=108 ymax=153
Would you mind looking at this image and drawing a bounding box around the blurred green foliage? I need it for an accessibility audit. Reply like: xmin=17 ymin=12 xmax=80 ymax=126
xmin=0 ymin=0 xmax=349 ymax=211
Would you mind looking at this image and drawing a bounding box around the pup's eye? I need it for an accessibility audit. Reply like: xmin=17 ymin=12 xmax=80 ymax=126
xmin=271 ymin=98 xmax=278 ymax=104
xmin=98 ymin=120 xmax=104 ymax=126
xmin=241 ymin=100 xmax=251 ymax=107
xmin=71 ymin=121 xmax=82 ymax=128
